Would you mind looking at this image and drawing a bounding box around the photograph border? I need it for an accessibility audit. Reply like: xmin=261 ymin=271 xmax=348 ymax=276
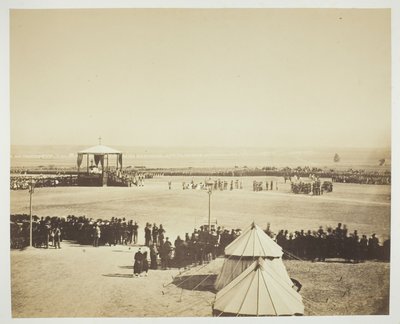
xmin=1 ymin=1 xmax=399 ymax=323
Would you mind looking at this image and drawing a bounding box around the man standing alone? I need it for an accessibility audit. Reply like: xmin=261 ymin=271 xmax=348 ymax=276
xmin=93 ymin=224 xmax=101 ymax=247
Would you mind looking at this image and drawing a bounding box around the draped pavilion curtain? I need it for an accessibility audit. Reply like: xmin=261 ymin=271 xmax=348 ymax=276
xmin=118 ymin=153 xmax=123 ymax=169
xmin=94 ymin=154 xmax=102 ymax=166
xmin=77 ymin=153 xmax=83 ymax=168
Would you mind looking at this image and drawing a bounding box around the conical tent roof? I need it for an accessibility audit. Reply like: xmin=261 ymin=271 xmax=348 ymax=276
xmin=213 ymin=258 xmax=304 ymax=316
xmin=224 ymin=222 xmax=283 ymax=258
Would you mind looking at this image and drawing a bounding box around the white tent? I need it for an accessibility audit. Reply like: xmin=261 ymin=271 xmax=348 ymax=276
xmin=224 ymin=222 xmax=283 ymax=258
xmin=215 ymin=222 xmax=293 ymax=290
xmin=213 ymin=258 xmax=304 ymax=317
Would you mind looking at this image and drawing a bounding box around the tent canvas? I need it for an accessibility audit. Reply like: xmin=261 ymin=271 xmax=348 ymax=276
xmin=224 ymin=222 xmax=283 ymax=258
xmin=213 ymin=258 xmax=304 ymax=317
xmin=215 ymin=222 xmax=291 ymax=290
xmin=215 ymin=256 xmax=294 ymax=291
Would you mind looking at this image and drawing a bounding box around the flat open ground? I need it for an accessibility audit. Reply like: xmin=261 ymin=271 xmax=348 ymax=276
xmin=10 ymin=176 xmax=391 ymax=317
xmin=11 ymin=176 xmax=391 ymax=242
xmin=11 ymin=243 xmax=389 ymax=317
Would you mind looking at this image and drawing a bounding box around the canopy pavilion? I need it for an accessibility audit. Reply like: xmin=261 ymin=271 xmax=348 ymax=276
xmin=76 ymin=143 xmax=125 ymax=186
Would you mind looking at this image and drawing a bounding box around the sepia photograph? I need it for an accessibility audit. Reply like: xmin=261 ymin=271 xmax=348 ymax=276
xmin=1 ymin=1 xmax=399 ymax=323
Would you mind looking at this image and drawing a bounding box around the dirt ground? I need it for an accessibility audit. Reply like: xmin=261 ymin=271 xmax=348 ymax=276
xmin=10 ymin=177 xmax=391 ymax=242
xmin=10 ymin=177 xmax=391 ymax=317
xmin=11 ymin=241 xmax=389 ymax=317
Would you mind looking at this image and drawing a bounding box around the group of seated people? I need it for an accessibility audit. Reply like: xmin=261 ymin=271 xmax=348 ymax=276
xmin=10 ymin=174 xmax=77 ymax=190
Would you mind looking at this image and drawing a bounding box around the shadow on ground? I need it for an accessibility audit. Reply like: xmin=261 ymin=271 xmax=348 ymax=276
xmin=102 ymin=273 xmax=133 ymax=278
xmin=119 ymin=265 xmax=133 ymax=269
xmin=173 ymin=274 xmax=218 ymax=292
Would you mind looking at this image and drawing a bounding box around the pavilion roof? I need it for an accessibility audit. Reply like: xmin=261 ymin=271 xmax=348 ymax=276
xmin=78 ymin=145 xmax=121 ymax=154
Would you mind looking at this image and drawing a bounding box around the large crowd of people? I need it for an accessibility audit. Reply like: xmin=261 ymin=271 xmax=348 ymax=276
xmin=268 ymin=222 xmax=390 ymax=262
xmin=10 ymin=175 xmax=77 ymax=190
xmin=10 ymin=214 xmax=389 ymax=265
xmin=164 ymin=166 xmax=391 ymax=185
xmin=11 ymin=164 xmax=391 ymax=192
xmin=10 ymin=171 xmax=152 ymax=190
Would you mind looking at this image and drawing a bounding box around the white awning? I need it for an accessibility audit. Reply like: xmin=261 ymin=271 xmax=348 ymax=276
xmin=78 ymin=145 xmax=121 ymax=155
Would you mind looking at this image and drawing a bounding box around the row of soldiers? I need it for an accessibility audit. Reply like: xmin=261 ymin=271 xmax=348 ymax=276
xmin=182 ymin=179 xmax=243 ymax=191
xmin=291 ymin=180 xmax=333 ymax=195
xmin=10 ymin=175 xmax=77 ymax=190
xmin=253 ymin=180 xmax=278 ymax=192
xmin=271 ymin=223 xmax=390 ymax=262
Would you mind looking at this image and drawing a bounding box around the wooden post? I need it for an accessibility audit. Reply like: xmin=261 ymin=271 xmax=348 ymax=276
xmin=208 ymin=188 xmax=212 ymax=234
xmin=29 ymin=184 xmax=33 ymax=247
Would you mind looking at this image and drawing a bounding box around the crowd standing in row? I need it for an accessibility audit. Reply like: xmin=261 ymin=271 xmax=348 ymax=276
xmin=253 ymin=180 xmax=279 ymax=192
xmin=181 ymin=179 xmax=243 ymax=191
xmin=10 ymin=214 xmax=389 ymax=265
xmin=267 ymin=222 xmax=390 ymax=262
xmin=10 ymin=214 xmax=241 ymax=269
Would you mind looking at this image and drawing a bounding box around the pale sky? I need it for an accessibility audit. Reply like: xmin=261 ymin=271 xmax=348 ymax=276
xmin=10 ymin=9 xmax=391 ymax=148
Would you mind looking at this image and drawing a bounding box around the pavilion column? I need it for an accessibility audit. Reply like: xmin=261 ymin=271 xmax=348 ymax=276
xmin=86 ymin=154 xmax=89 ymax=173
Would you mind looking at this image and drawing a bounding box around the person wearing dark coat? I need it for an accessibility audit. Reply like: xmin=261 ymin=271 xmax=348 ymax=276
xmin=145 ymin=224 xmax=152 ymax=246
xmin=160 ymin=238 xmax=172 ymax=270
xmin=152 ymin=224 xmax=159 ymax=246
xmin=150 ymin=244 xmax=158 ymax=270
xmin=142 ymin=251 xmax=149 ymax=276
xmin=133 ymin=248 xmax=143 ymax=277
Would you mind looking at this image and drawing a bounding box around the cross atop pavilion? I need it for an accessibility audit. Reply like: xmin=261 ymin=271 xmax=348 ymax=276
xmin=98 ymin=136 xmax=102 ymax=145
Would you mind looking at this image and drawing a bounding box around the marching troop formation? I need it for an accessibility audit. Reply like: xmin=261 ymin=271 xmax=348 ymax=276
xmin=182 ymin=179 xmax=243 ymax=191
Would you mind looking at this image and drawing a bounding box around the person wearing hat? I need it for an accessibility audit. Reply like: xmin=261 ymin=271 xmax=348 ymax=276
xmin=145 ymin=223 xmax=152 ymax=246
xmin=134 ymin=248 xmax=143 ymax=277
xmin=132 ymin=222 xmax=139 ymax=244
xmin=150 ymin=244 xmax=158 ymax=270
xmin=158 ymin=224 xmax=165 ymax=247
xmin=160 ymin=237 xmax=172 ymax=270
xmin=152 ymin=223 xmax=159 ymax=246
xmin=368 ymin=234 xmax=379 ymax=259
